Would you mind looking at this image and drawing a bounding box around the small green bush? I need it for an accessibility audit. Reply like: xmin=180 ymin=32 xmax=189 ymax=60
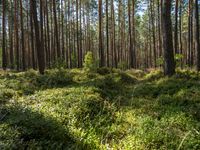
xmin=83 ymin=51 xmax=96 ymax=73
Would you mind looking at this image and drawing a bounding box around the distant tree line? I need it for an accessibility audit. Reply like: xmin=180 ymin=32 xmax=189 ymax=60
xmin=0 ymin=0 xmax=200 ymax=75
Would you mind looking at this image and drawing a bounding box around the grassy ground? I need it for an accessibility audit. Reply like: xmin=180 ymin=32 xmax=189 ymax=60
xmin=0 ymin=68 xmax=200 ymax=150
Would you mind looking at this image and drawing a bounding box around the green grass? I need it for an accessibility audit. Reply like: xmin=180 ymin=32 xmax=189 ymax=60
xmin=0 ymin=69 xmax=200 ymax=149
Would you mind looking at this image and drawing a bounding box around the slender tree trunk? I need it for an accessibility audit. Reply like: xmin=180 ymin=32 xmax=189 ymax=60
xmin=76 ymin=0 xmax=80 ymax=67
xmin=98 ymin=0 xmax=104 ymax=67
xmin=14 ymin=0 xmax=20 ymax=70
xmin=150 ymin=0 xmax=157 ymax=68
xmin=40 ymin=0 xmax=45 ymax=68
xmin=157 ymin=0 xmax=162 ymax=58
xmin=79 ymin=0 xmax=83 ymax=67
xmin=174 ymin=0 xmax=179 ymax=55
xmin=106 ymin=0 xmax=109 ymax=67
xmin=30 ymin=3 xmax=36 ymax=69
xmin=2 ymin=0 xmax=7 ymax=70
xmin=128 ymin=0 xmax=135 ymax=69
xmin=188 ymin=0 xmax=192 ymax=67
xmin=20 ymin=0 xmax=26 ymax=70
xmin=179 ymin=0 xmax=183 ymax=67
xmin=61 ymin=0 xmax=65 ymax=61
xmin=53 ymin=0 xmax=60 ymax=58
xmin=46 ymin=0 xmax=50 ymax=68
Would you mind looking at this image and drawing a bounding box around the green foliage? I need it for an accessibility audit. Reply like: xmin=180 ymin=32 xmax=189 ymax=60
xmin=126 ymin=69 xmax=145 ymax=79
xmin=0 ymin=69 xmax=200 ymax=149
xmin=97 ymin=67 xmax=112 ymax=75
xmin=119 ymin=72 xmax=137 ymax=84
xmin=156 ymin=57 xmax=164 ymax=66
xmin=175 ymin=54 xmax=184 ymax=67
xmin=35 ymin=69 xmax=73 ymax=88
xmin=0 ymin=89 xmax=16 ymax=104
xmin=145 ymin=70 xmax=164 ymax=81
xmin=83 ymin=51 xmax=97 ymax=73
xmin=0 ymin=48 xmax=2 ymax=67
xmin=118 ymin=61 xmax=128 ymax=70
xmin=51 ymin=58 xmax=67 ymax=69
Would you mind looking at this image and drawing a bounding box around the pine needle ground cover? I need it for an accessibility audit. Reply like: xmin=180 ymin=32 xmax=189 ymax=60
xmin=0 ymin=69 xmax=200 ymax=149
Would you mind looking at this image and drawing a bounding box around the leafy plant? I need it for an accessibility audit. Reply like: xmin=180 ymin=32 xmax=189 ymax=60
xmin=118 ymin=61 xmax=128 ymax=70
xmin=175 ymin=54 xmax=184 ymax=67
xmin=156 ymin=57 xmax=164 ymax=66
xmin=83 ymin=51 xmax=97 ymax=73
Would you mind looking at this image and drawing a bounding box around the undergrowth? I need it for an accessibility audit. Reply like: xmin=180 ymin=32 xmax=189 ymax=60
xmin=0 ymin=69 xmax=200 ymax=149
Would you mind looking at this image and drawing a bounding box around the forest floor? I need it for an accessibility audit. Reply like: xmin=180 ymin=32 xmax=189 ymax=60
xmin=0 ymin=68 xmax=200 ymax=150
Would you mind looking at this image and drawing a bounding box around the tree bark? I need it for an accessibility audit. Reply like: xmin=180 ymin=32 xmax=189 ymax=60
xmin=2 ymin=0 xmax=7 ymax=70
xmin=194 ymin=0 xmax=200 ymax=71
xmin=30 ymin=0 xmax=45 ymax=74
xmin=161 ymin=0 xmax=175 ymax=76
xmin=98 ymin=0 xmax=104 ymax=67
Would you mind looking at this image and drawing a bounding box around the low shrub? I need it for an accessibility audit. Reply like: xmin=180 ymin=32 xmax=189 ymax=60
xmin=126 ymin=69 xmax=145 ymax=78
xmin=35 ymin=69 xmax=73 ymax=88
xmin=145 ymin=70 xmax=164 ymax=81
xmin=0 ymin=88 xmax=16 ymax=103
xmin=119 ymin=72 xmax=137 ymax=84
xmin=97 ymin=67 xmax=112 ymax=75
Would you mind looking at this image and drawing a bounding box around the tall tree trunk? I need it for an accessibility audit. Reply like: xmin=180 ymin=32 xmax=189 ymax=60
xmin=61 ymin=0 xmax=65 ymax=61
xmin=111 ymin=0 xmax=117 ymax=68
xmin=150 ymin=0 xmax=157 ymax=68
xmin=14 ymin=0 xmax=20 ymax=70
xmin=157 ymin=0 xmax=162 ymax=58
xmin=40 ymin=0 xmax=45 ymax=68
xmin=179 ymin=0 xmax=183 ymax=67
xmin=76 ymin=0 xmax=80 ymax=67
xmin=174 ymin=0 xmax=179 ymax=54
xmin=98 ymin=0 xmax=104 ymax=67
xmin=30 ymin=3 xmax=36 ymax=69
xmin=20 ymin=0 xmax=26 ymax=70
xmin=161 ymin=0 xmax=175 ymax=76
xmin=132 ymin=0 xmax=136 ymax=68
xmin=128 ymin=0 xmax=135 ymax=69
xmin=2 ymin=0 xmax=7 ymax=70
xmin=194 ymin=0 xmax=200 ymax=71
xmin=46 ymin=0 xmax=50 ymax=68
xmin=106 ymin=0 xmax=109 ymax=67
xmin=79 ymin=0 xmax=83 ymax=67
xmin=53 ymin=0 xmax=60 ymax=58
xmin=9 ymin=13 xmax=14 ymax=69
xmin=188 ymin=0 xmax=192 ymax=67
xmin=30 ymin=0 xmax=45 ymax=74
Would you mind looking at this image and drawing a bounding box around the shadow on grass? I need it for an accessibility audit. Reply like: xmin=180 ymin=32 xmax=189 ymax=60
xmin=1 ymin=104 xmax=90 ymax=150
